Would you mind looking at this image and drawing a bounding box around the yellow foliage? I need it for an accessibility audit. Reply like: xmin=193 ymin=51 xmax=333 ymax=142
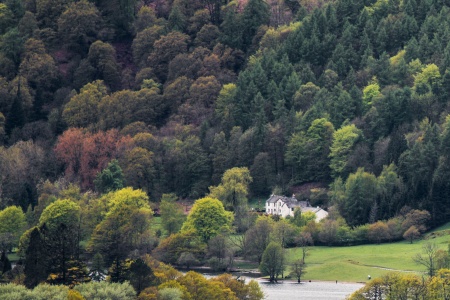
xmin=68 ymin=289 xmax=85 ymax=300
xmin=390 ymin=50 xmax=405 ymax=66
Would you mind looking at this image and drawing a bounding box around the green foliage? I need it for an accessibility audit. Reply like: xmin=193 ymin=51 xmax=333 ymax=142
xmin=57 ymin=0 xmax=100 ymax=52
xmin=94 ymin=159 xmax=125 ymax=194
xmin=39 ymin=199 xmax=80 ymax=230
xmin=259 ymin=242 xmax=285 ymax=282
xmin=349 ymin=269 xmax=450 ymax=300
xmin=74 ymin=281 xmax=136 ymax=299
xmin=160 ymin=193 xmax=186 ymax=235
xmin=158 ymin=287 xmax=183 ymax=300
xmin=329 ymin=124 xmax=362 ymax=178
xmin=0 ymin=283 xmax=69 ymax=299
xmin=152 ymin=230 xmax=205 ymax=265
xmin=335 ymin=168 xmax=378 ymax=227
xmin=244 ymin=216 xmax=274 ymax=263
xmin=362 ymin=78 xmax=380 ymax=112
xmin=128 ymin=258 xmax=155 ymax=293
xmin=241 ymin=0 xmax=270 ymax=51
xmin=181 ymin=197 xmax=233 ymax=242
xmin=5 ymin=0 xmax=450 ymax=288
xmin=286 ymin=118 xmax=334 ymax=183
xmin=89 ymin=188 xmax=153 ymax=266
xmin=0 ymin=205 xmax=26 ymax=250
xmin=62 ymin=80 xmax=107 ymax=128
xmin=209 ymin=167 xmax=252 ymax=211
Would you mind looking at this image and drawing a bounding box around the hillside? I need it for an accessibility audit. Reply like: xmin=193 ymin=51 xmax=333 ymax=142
xmin=0 ymin=0 xmax=449 ymax=228
xmin=1 ymin=0 xmax=450 ymax=295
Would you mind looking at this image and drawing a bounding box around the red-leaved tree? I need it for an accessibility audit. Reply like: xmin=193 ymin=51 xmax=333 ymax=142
xmin=55 ymin=128 xmax=133 ymax=189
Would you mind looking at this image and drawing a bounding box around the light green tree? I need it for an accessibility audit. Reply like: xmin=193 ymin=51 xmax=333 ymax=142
xmin=209 ymin=167 xmax=252 ymax=211
xmin=89 ymin=188 xmax=153 ymax=268
xmin=0 ymin=205 xmax=27 ymax=251
xmin=62 ymin=80 xmax=107 ymax=128
xmin=39 ymin=199 xmax=81 ymax=230
xmin=181 ymin=197 xmax=233 ymax=242
xmin=329 ymin=124 xmax=362 ymax=178
xmin=362 ymin=77 xmax=381 ymax=112
xmin=74 ymin=281 xmax=136 ymax=299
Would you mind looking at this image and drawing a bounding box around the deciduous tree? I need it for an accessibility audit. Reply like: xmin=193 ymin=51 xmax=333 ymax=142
xmin=57 ymin=0 xmax=100 ymax=52
xmin=0 ymin=206 xmax=27 ymax=251
xmin=160 ymin=193 xmax=186 ymax=235
xmin=259 ymin=242 xmax=285 ymax=282
xmin=147 ymin=31 xmax=190 ymax=82
xmin=290 ymin=259 xmax=306 ymax=283
xmin=414 ymin=242 xmax=439 ymax=277
xmin=209 ymin=167 xmax=252 ymax=211
xmin=403 ymin=225 xmax=420 ymax=244
xmin=62 ymin=80 xmax=107 ymax=128
xmin=89 ymin=188 xmax=153 ymax=266
xmin=94 ymin=159 xmax=125 ymax=194
xmin=181 ymin=197 xmax=233 ymax=242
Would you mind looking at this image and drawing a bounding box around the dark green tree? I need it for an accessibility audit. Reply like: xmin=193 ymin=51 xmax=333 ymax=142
xmin=337 ymin=168 xmax=378 ymax=227
xmin=241 ymin=0 xmax=270 ymax=50
xmin=128 ymin=258 xmax=155 ymax=293
xmin=220 ymin=4 xmax=243 ymax=49
xmin=94 ymin=159 xmax=125 ymax=194
xmin=168 ymin=5 xmax=186 ymax=32
xmin=24 ymin=227 xmax=48 ymax=288
xmin=160 ymin=193 xmax=186 ymax=235
xmin=259 ymin=242 xmax=284 ymax=282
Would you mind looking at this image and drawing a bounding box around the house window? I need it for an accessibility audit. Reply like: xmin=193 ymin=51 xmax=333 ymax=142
xmin=291 ymin=208 xmax=294 ymax=211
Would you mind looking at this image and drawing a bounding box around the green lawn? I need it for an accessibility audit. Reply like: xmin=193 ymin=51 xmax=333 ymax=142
xmin=287 ymin=231 xmax=450 ymax=282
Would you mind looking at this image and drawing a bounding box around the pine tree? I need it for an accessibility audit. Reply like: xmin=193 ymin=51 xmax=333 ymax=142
xmin=5 ymin=77 xmax=25 ymax=135
xmin=241 ymin=0 xmax=270 ymax=50
xmin=24 ymin=227 xmax=48 ymax=288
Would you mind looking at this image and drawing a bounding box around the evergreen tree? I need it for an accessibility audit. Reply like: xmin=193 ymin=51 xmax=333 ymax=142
xmin=24 ymin=227 xmax=48 ymax=288
xmin=94 ymin=160 xmax=125 ymax=194
xmin=5 ymin=83 xmax=25 ymax=135
xmin=241 ymin=0 xmax=270 ymax=51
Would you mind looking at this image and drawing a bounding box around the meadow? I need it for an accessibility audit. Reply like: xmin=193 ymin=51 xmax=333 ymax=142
xmin=287 ymin=224 xmax=450 ymax=282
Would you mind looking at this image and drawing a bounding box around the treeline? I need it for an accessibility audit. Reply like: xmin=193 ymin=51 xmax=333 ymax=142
xmin=349 ymin=269 xmax=450 ymax=300
xmin=0 ymin=270 xmax=263 ymax=300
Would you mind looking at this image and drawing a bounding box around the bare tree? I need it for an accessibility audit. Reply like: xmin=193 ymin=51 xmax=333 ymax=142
xmin=290 ymin=259 xmax=306 ymax=283
xmin=296 ymin=232 xmax=313 ymax=263
xmin=413 ymin=242 xmax=439 ymax=277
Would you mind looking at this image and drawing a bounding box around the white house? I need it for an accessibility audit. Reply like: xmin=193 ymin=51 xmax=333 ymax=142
xmin=265 ymin=194 xmax=328 ymax=222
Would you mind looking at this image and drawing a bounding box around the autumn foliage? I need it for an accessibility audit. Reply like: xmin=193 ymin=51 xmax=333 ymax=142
xmin=54 ymin=128 xmax=133 ymax=189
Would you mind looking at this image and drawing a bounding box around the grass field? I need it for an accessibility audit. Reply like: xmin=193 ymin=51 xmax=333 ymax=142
xmin=287 ymin=228 xmax=450 ymax=282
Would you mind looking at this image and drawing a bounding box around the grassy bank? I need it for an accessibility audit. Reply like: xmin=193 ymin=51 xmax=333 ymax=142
xmin=287 ymin=228 xmax=450 ymax=282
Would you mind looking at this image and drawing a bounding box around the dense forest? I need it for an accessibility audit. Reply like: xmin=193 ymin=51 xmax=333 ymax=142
xmin=2 ymin=0 xmax=450 ymax=227
xmin=1 ymin=0 xmax=450 ymax=295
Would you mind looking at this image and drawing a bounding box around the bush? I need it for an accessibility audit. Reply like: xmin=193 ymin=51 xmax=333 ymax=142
xmin=74 ymin=281 xmax=136 ymax=300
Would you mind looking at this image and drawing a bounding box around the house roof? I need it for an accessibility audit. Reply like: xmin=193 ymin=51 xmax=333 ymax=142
xmin=302 ymin=206 xmax=324 ymax=214
xmin=266 ymin=194 xmax=311 ymax=209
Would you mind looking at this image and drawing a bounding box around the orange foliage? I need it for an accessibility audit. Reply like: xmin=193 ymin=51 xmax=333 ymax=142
xmin=55 ymin=128 xmax=133 ymax=189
